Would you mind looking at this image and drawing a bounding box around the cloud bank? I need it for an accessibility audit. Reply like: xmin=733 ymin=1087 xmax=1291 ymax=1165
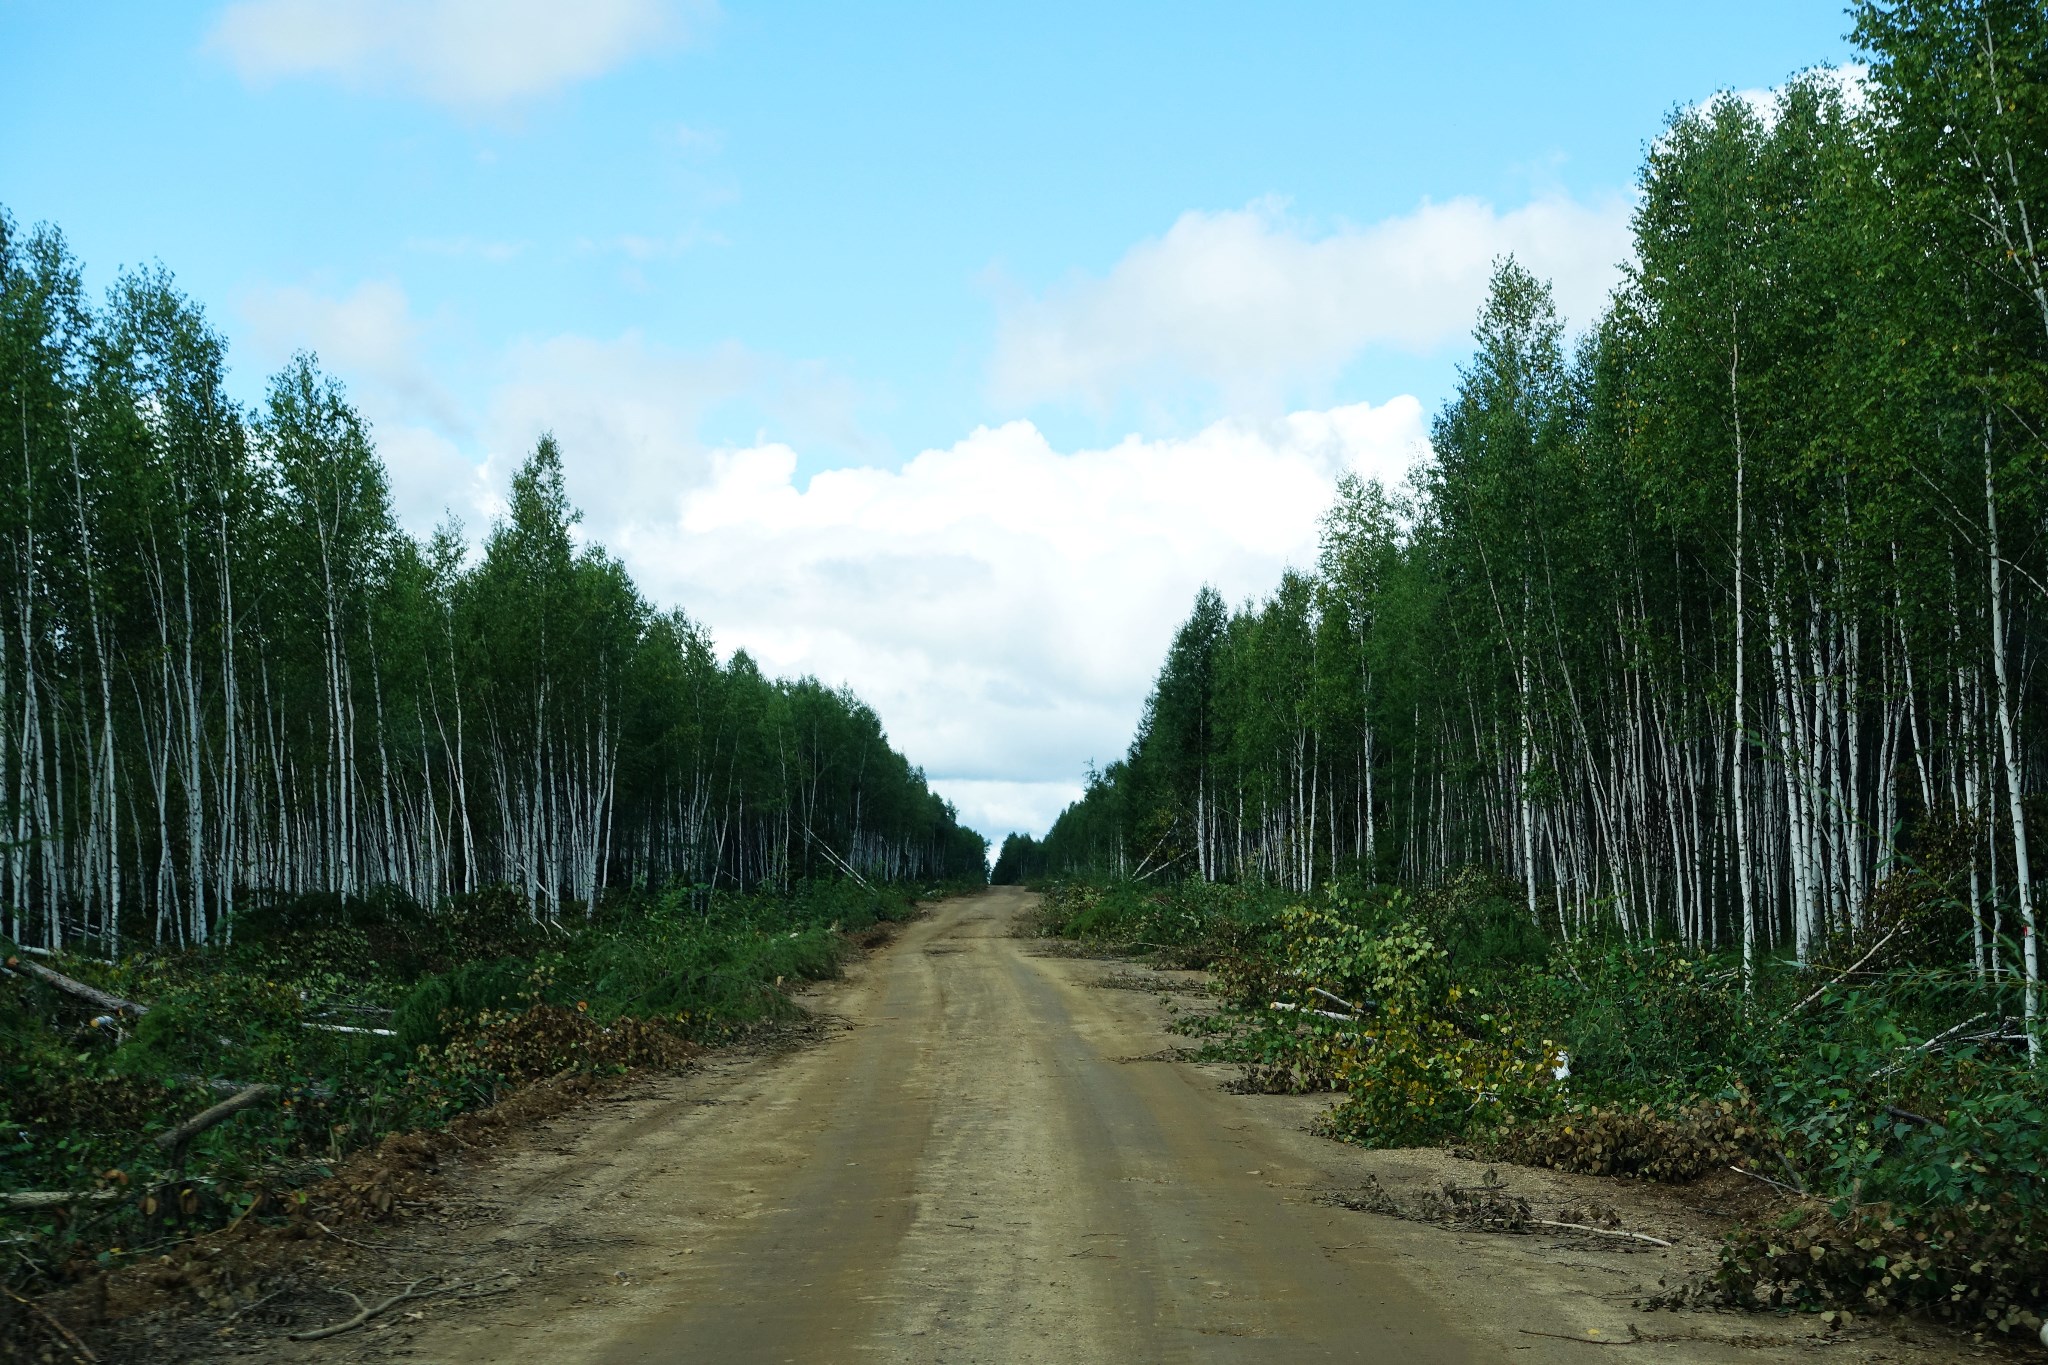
xmin=207 ymin=0 xmax=705 ymax=108
xmin=615 ymin=402 xmax=1428 ymax=840
xmin=992 ymin=194 xmax=1632 ymax=412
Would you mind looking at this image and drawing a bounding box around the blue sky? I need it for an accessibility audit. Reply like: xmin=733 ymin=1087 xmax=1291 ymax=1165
xmin=1 ymin=1 xmax=1861 ymax=844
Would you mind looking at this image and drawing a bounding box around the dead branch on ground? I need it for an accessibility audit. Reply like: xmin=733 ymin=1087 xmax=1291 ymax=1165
xmin=1728 ymin=1165 xmax=1816 ymax=1201
xmin=3 ymin=1286 xmax=99 ymax=1363
xmin=1783 ymin=928 xmax=1898 ymax=1019
xmin=287 ymin=1273 xmax=516 ymax=1341
xmin=1531 ymin=1220 xmax=1673 ymax=1248
xmin=5 ymin=957 xmax=147 ymax=1018
xmin=1 ymin=1189 xmax=124 ymax=1209
xmin=153 ymin=1084 xmax=277 ymax=1164
xmin=288 ymin=1277 xmax=454 ymax=1341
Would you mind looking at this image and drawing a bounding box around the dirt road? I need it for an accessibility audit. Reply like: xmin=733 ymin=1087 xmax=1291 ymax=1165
xmin=345 ymin=889 xmax=1969 ymax=1364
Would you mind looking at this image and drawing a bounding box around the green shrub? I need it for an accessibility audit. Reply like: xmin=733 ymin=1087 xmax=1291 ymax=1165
xmin=394 ymin=960 xmax=548 ymax=1054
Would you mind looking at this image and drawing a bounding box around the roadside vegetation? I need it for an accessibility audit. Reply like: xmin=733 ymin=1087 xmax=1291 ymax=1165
xmin=2 ymin=876 xmax=962 ymax=1320
xmin=1034 ymin=876 xmax=2047 ymax=1339
xmin=1023 ymin=1 xmax=2048 ymax=1343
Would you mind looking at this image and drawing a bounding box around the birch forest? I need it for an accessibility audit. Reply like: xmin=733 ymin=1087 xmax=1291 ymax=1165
xmin=1041 ymin=2 xmax=2048 ymax=1025
xmin=0 ymin=214 xmax=987 ymax=956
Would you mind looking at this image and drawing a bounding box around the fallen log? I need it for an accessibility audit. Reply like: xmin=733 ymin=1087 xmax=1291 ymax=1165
xmin=802 ymin=823 xmax=876 ymax=892
xmin=9 ymin=961 xmax=382 ymax=1042
xmin=1269 ymin=1001 xmax=1362 ymax=1023
xmin=1310 ymin=985 xmax=1377 ymax=1014
xmin=153 ymin=1083 xmax=276 ymax=1162
xmin=0 ymin=1190 xmax=125 ymax=1209
xmin=5 ymin=957 xmax=147 ymax=1018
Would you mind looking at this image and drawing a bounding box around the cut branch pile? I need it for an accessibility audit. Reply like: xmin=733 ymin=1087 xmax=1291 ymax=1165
xmin=1485 ymin=1100 xmax=1777 ymax=1184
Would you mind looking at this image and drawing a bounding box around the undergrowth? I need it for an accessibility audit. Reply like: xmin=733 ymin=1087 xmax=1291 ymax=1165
xmin=0 ymin=875 xmax=959 ymax=1295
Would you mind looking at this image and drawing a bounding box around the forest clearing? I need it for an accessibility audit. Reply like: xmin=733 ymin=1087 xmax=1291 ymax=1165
xmin=11 ymin=0 xmax=2048 ymax=1359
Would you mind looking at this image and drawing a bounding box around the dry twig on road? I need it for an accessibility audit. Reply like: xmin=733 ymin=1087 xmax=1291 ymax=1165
xmin=288 ymin=1277 xmax=457 ymax=1342
xmin=287 ymin=1273 xmax=519 ymax=1341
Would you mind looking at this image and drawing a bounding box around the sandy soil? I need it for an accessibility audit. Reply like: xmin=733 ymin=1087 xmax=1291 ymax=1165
xmin=240 ymin=888 xmax=2004 ymax=1364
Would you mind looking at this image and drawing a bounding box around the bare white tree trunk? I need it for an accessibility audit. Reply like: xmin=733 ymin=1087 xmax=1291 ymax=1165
xmin=1983 ymin=415 xmax=2038 ymax=1059
xmin=1731 ymin=326 xmax=1756 ymax=989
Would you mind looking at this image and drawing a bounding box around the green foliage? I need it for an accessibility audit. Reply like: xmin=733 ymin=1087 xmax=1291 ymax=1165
xmin=1411 ymin=870 xmax=1550 ymax=975
xmin=1273 ymin=902 xmax=1567 ymax=1146
xmin=1037 ymin=878 xmax=1289 ymax=968
xmin=393 ymin=958 xmax=532 ymax=1052
xmin=1499 ymin=944 xmax=1746 ymax=1104
xmin=1033 ymin=7 xmax=2048 ymax=1018
xmin=1025 ymin=9 xmax=2048 ymax=1334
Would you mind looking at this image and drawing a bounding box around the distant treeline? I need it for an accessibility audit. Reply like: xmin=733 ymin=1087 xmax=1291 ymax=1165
xmin=0 ymin=213 xmax=986 ymax=953
xmin=990 ymin=832 xmax=1046 ymax=885
xmin=1036 ymin=3 xmax=2048 ymax=1012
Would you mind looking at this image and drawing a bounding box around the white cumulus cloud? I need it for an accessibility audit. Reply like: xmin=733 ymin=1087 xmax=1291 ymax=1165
xmin=231 ymin=281 xmax=852 ymax=535
xmin=991 ymin=194 xmax=1632 ymax=412
xmin=606 ymin=400 xmax=1429 ymax=840
xmin=206 ymin=0 xmax=706 ymax=109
